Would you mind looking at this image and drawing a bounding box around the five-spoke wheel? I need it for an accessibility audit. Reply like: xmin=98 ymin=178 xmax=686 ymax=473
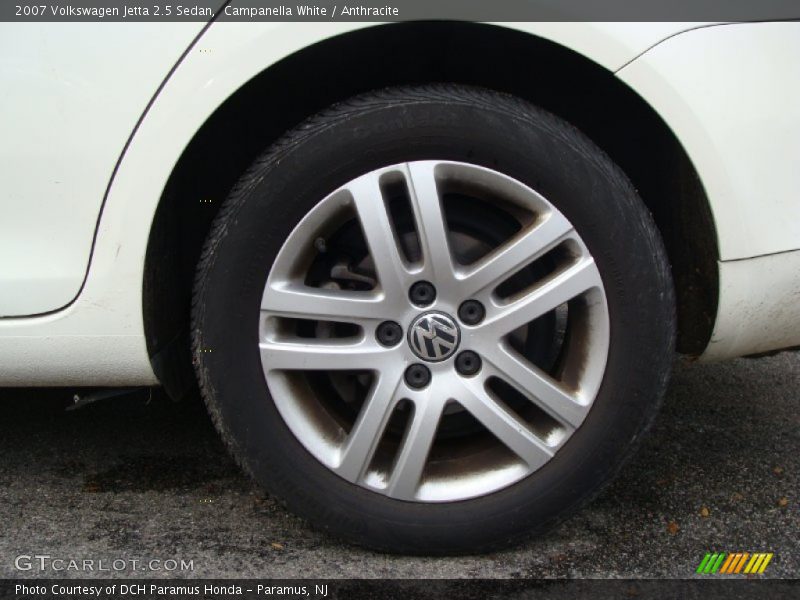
xmin=192 ymin=85 xmax=674 ymax=553
xmin=259 ymin=161 xmax=609 ymax=502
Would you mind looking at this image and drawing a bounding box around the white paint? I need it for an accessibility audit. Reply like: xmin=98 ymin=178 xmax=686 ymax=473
xmin=0 ymin=21 xmax=703 ymax=319
xmin=0 ymin=23 xmax=205 ymax=316
xmin=1 ymin=21 xmax=799 ymax=384
xmin=618 ymin=22 xmax=800 ymax=261
xmin=703 ymin=252 xmax=800 ymax=361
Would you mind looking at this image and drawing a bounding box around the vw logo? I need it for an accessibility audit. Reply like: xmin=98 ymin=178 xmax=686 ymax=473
xmin=408 ymin=312 xmax=461 ymax=362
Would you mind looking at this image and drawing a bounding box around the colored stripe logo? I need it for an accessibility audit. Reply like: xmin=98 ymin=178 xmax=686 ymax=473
xmin=696 ymin=552 xmax=773 ymax=574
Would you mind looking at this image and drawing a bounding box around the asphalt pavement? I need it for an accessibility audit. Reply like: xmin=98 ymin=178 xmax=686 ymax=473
xmin=0 ymin=352 xmax=797 ymax=579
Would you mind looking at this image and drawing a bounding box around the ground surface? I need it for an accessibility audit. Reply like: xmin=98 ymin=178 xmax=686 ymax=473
xmin=0 ymin=353 xmax=797 ymax=579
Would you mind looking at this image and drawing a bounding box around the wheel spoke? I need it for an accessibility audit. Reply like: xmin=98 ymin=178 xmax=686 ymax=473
xmin=261 ymin=284 xmax=389 ymax=322
xmin=335 ymin=367 xmax=405 ymax=482
xmin=347 ymin=173 xmax=409 ymax=297
xmin=455 ymin=378 xmax=553 ymax=469
xmin=458 ymin=212 xmax=573 ymax=298
xmin=404 ymin=162 xmax=457 ymax=285
xmin=482 ymin=347 xmax=588 ymax=429
xmin=259 ymin=338 xmax=390 ymax=371
xmin=385 ymin=393 xmax=446 ymax=500
xmin=486 ymin=257 xmax=602 ymax=336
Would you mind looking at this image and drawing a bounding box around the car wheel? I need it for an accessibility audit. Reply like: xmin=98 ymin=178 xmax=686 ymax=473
xmin=191 ymin=85 xmax=675 ymax=554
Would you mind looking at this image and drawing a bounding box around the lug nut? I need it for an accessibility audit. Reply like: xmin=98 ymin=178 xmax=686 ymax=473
xmin=458 ymin=299 xmax=485 ymax=325
xmin=409 ymin=281 xmax=436 ymax=307
xmin=455 ymin=351 xmax=482 ymax=376
xmin=405 ymin=364 xmax=432 ymax=389
xmin=376 ymin=321 xmax=402 ymax=347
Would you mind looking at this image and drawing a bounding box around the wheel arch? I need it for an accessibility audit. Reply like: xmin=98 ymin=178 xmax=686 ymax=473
xmin=144 ymin=21 xmax=718 ymax=397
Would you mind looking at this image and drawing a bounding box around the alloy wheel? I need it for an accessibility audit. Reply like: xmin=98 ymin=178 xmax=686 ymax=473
xmin=259 ymin=160 xmax=609 ymax=503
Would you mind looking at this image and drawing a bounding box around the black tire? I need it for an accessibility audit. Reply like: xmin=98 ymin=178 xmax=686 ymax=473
xmin=191 ymin=85 xmax=675 ymax=554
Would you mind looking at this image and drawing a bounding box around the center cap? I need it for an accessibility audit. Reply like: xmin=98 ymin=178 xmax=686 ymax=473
xmin=408 ymin=312 xmax=461 ymax=362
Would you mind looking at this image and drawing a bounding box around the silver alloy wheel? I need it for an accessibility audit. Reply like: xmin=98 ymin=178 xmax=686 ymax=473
xmin=259 ymin=161 xmax=610 ymax=503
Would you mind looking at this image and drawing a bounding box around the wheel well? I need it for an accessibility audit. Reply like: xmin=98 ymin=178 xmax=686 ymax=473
xmin=144 ymin=21 xmax=718 ymax=397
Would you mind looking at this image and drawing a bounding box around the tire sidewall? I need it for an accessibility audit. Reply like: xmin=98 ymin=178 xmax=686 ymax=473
xmin=193 ymin=88 xmax=675 ymax=553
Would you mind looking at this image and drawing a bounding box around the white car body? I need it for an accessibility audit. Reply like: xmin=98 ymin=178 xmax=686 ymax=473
xmin=1 ymin=20 xmax=799 ymax=385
